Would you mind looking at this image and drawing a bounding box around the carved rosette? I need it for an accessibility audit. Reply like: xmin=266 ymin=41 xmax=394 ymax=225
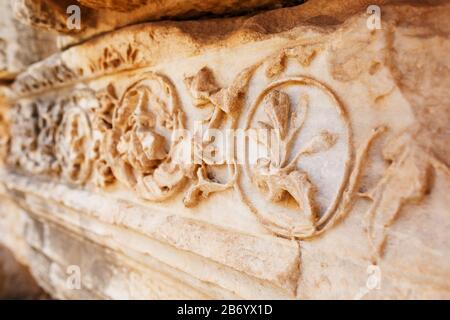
xmin=103 ymin=73 xmax=192 ymax=201
xmin=55 ymin=89 xmax=98 ymax=185
xmin=7 ymin=99 xmax=63 ymax=175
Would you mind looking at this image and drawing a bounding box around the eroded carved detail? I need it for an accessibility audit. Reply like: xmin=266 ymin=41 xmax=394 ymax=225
xmin=266 ymin=45 xmax=318 ymax=78
xmin=0 ymin=103 xmax=10 ymax=164
xmin=91 ymin=84 xmax=117 ymax=187
xmin=55 ymin=89 xmax=98 ymax=184
xmin=103 ymin=73 xmax=193 ymax=201
xmin=182 ymin=66 xmax=254 ymax=207
xmin=89 ymin=44 xmax=139 ymax=73
xmin=360 ymin=131 xmax=434 ymax=261
xmin=8 ymin=98 xmax=63 ymax=175
xmin=7 ymin=89 xmax=105 ymax=186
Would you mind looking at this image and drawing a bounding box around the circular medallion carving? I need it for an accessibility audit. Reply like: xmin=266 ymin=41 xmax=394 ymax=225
xmin=105 ymin=72 xmax=189 ymax=201
xmin=238 ymin=77 xmax=352 ymax=238
xmin=56 ymin=90 xmax=97 ymax=184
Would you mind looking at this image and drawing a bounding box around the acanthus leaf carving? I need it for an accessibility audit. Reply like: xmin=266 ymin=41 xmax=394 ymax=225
xmin=183 ymin=165 xmax=235 ymax=208
xmin=185 ymin=67 xmax=221 ymax=108
xmin=181 ymin=66 xmax=256 ymax=207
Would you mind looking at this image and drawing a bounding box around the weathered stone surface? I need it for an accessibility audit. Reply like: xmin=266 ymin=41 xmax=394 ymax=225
xmin=76 ymin=0 xmax=301 ymax=14
xmin=12 ymin=0 xmax=304 ymax=46
xmin=0 ymin=0 xmax=449 ymax=299
xmin=0 ymin=1 xmax=58 ymax=80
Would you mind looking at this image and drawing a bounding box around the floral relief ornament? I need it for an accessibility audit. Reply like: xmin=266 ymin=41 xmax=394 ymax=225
xmin=236 ymin=47 xmax=359 ymax=239
xmin=103 ymin=72 xmax=194 ymax=201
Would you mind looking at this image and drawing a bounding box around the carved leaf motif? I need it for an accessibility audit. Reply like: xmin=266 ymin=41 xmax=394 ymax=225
xmin=185 ymin=67 xmax=220 ymax=107
xmin=252 ymin=90 xmax=318 ymax=213
xmin=266 ymin=53 xmax=286 ymax=78
xmin=183 ymin=166 xmax=235 ymax=208
xmin=182 ymin=66 xmax=256 ymax=207
xmin=245 ymin=76 xmax=348 ymax=238
xmin=265 ymin=45 xmax=318 ymax=79
xmin=184 ymin=67 xmax=255 ymax=207
xmin=185 ymin=65 xmax=255 ymax=117
xmin=263 ymin=90 xmax=290 ymax=140
xmin=302 ymin=131 xmax=337 ymax=155
xmin=256 ymin=170 xmax=317 ymax=221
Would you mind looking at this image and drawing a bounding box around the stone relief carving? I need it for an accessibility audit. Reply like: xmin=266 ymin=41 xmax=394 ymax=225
xmin=359 ymin=131 xmax=434 ymax=262
xmin=4 ymin=44 xmax=396 ymax=240
xmin=94 ymin=68 xmax=255 ymax=206
xmin=181 ymin=64 xmax=259 ymax=207
xmin=0 ymin=106 xmax=9 ymax=163
xmin=14 ymin=61 xmax=82 ymax=96
xmin=101 ymin=73 xmax=193 ymax=201
xmin=0 ymin=38 xmax=6 ymax=73
xmin=183 ymin=67 xmax=239 ymax=207
xmin=89 ymin=45 xmax=140 ymax=74
xmin=265 ymin=45 xmax=319 ymax=79
xmin=237 ymin=76 xmax=352 ymax=238
xmin=55 ymin=89 xmax=98 ymax=185
xmin=0 ymin=1 xmax=448 ymax=300
xmin=91 ymin=83 xmax=117 ymax=187
xmin=7 ymin=98 xmax=63 ymax=176
xmin=7 ymin=69 xmax=252 ymax=207
xmin=5 ymin=42 xmax=441 ymax=243
xmin=6 ymin=89 xmax=104 ymax=186
xmin=235 ymin=46 xmax=395 ymax=240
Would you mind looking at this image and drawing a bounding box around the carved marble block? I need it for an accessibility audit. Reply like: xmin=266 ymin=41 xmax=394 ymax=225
xmin=0 ymin=0 xmax=449 ymax=299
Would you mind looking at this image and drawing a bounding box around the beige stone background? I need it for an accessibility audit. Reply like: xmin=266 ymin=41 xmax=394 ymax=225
xmin=0 ymin=0 xmax=449 ymax=300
